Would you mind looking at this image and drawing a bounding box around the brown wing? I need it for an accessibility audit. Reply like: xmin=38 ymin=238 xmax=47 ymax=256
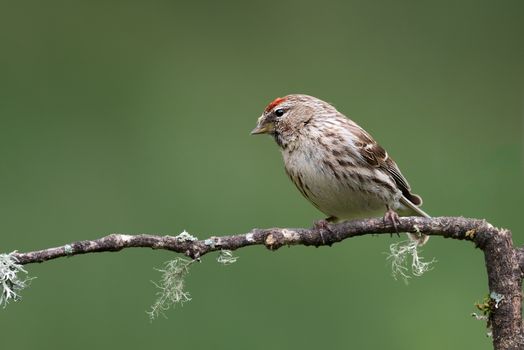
xmin=353 ymin=126 xmax=422 ymax=206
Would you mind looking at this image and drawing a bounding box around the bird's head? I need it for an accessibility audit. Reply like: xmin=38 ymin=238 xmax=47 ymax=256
xmin=251 ymin=94 xmax=332 ymax=148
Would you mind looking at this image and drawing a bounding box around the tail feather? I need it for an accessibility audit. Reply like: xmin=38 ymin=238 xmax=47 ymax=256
xmin=400 ymin=196 xmax=430 ymax=245
xmin=400 ymin=196 xmax=430 ymax=218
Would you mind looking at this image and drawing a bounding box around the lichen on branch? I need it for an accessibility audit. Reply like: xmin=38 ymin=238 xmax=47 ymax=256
xmin=0 ymin=252 xmax=33 ymax=307
xmin=148 ymin=257 xmax=194 ymax=320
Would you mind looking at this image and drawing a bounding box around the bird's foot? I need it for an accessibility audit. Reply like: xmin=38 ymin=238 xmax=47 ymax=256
xmin=313 ymin=219 xmax=332 ymax=246
xmin=384 ymin=209 xmax=400 ymax=235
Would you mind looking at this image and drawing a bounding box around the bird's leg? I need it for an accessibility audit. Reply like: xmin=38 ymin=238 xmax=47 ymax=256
xmin=384 ymin=208 xmax=400 ymax=235
xmin=313 ymin=217 xmax=335 ymax=246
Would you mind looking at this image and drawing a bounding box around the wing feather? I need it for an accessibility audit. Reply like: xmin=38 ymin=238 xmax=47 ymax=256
xmin=351 ymin=125 xmax=423 ymax=206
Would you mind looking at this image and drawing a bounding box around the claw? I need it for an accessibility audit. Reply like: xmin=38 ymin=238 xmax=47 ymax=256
xmin=314 ymin=219 xmax=330 ymax=229
xmin=384 ymin=209 xmax=400 ymax=234
xmin=313 ymin=219 xmax=331 ymax=246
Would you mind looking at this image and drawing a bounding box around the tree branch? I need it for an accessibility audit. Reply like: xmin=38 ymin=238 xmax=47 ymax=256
xmin=10 ymin=216 xmax=490 ymax=263
xmin=7 ymin=216 xmax=524 ymax=350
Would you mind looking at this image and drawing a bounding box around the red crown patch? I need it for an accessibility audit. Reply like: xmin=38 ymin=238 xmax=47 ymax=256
xmin=265 ymin=97 xmax=286 ymax=112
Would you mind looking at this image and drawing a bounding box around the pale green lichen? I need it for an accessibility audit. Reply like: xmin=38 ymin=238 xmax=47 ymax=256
xmin=64 ymin=244 xmax=74 ymax=255
xmin=490 ymin=291 xmax=504 ymax=308
xmin=148 ymin=258 xmax=194 ymax=320
xmin=217 ymin=250 xmax=238 ymax=265
xmin=471 ymin=312 xmax=488 ymax=321
xmin=0 ymin=252 xmax=33 ymax=307
xmin=175 ymin=230 xmax=198 ymax=242
xmin=387 ymin=240 xmax=435 ymax=283
xmin=473 ymin=294 xmax=494 ymax=338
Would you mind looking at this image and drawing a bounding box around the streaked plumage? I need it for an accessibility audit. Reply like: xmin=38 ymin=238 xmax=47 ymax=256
xmin=251 ymin=94 xmax=429 ymax=244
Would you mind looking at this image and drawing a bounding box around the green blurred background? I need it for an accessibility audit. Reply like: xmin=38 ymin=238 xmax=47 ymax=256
xmin=1 ymin=0 xmax=523 ymax=349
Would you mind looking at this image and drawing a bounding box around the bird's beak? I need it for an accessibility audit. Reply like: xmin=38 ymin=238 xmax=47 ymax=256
xmin=251 ymin=116 xmax=274 ymax=135
xmin=250 ymin=124 xmax=270 ymax=135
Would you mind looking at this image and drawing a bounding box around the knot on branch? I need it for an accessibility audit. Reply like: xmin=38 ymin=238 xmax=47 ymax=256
xmin=264 ymin=232 xmax=283 ymax=250
xmin=264 ymin=229 xmax=304 ymax=250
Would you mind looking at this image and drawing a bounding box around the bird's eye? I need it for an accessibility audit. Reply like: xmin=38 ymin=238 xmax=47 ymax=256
xmin=274 ymin=108 xmax=285 ymax=117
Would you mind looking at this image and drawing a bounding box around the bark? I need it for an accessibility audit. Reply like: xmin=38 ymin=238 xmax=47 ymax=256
xmin=10 ymin=216 xmax=524 ymax=349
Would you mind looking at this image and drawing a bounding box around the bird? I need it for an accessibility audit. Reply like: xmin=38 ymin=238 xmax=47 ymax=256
xmin=251 ymin=94 xmax=429 ymax=245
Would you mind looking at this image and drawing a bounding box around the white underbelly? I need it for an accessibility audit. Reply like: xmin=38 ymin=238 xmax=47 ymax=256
xmin=283 ymin=148 xmax=401 ymax=219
